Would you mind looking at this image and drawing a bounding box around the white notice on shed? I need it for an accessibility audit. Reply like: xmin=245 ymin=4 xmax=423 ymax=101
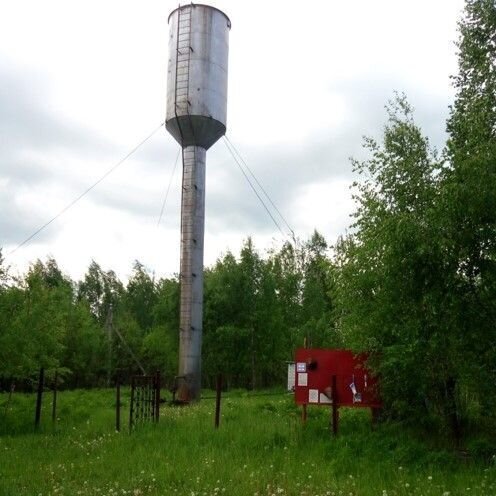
xmin=309 ymin=389 xmax=319 ymax=403
xmin=297 ymin=373 xmax=308 ymax=387
xmin=296 ymin=362 xmax=306 ymax=373
xmin=287 ymin=363 xmax=295 ymax=391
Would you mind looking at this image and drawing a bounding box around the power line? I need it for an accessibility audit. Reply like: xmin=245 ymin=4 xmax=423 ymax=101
xmin=222 ymin=137 xmax=286 ymax=239
xmin=157 ymin=148 xmax=181 ymax=226
xmin=223 ymin=135 xmax=296 ymax=240
xmin=7 ymin=122 xmax=165 ymax=258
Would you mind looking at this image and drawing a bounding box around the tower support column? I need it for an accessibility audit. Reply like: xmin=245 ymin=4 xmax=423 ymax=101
xmin=177 ymin=145 xmax=206 ymax=401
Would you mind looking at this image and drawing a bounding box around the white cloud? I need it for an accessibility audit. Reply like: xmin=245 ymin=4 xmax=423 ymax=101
xmin=0 ymin=0 xmax=465 ymax=280
xmin=292 ymin=180 xmax=355 ymax=242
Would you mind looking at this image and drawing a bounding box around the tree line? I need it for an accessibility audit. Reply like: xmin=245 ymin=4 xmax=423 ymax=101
xmin=335 ymin=0 xmax=496 ymax=439
xmin=1 ymin=0 xmax=494 ymax=440
xmin=0 ymin=233 xmax=335 ymax=391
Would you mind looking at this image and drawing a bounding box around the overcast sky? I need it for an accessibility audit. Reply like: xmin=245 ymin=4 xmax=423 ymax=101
xmin=1 ymin=0 xmax=465 ymax=281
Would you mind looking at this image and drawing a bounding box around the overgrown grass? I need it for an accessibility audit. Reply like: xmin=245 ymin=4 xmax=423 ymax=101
xmin=1 ymin=389 xmax=495 ymax=495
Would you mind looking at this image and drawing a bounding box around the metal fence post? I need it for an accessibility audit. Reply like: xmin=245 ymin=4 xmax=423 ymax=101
xmin=331 ymin=375 xmax=339 ymax=436
xmin=116 ymin=381 xmax=121 ymax=432
xmin=129 ymin=377 xmax=135 ymax=432
xmin=51 ymin=370 xmax=58 ymax=423
xmin=214 ymin=374 xmax=222 ymax=428
xmin=154 ymin=371 xmax=160 ymax=422
xmin=34 ymin=367 xmax=44 ymax=430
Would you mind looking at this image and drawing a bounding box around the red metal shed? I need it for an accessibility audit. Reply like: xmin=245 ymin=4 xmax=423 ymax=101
xmin=293 ymin=348 xmax=382 ymax=432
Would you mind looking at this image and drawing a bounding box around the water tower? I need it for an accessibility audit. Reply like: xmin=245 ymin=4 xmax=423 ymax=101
xmin=166 ymin=4 xmax=231 ymax=402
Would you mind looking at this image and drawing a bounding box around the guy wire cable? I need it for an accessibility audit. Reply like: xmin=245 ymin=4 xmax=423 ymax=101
xmin=6 ymin=121 xmax=165 ymax=258
xmin=157 ymin=148 xmax=181 ymax=226
xmin=223 ymin=135 xmax=296 ymax=240
xmin=222 ymin=137 xmax=286 ymax=240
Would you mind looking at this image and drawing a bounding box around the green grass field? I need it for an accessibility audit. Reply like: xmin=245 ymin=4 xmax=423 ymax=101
xmin=0 ymin=389 xmax=495 ymax=495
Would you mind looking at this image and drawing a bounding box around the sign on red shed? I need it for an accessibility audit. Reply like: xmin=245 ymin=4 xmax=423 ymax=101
xmin=294 ymin=348 xmax=381 ymax=409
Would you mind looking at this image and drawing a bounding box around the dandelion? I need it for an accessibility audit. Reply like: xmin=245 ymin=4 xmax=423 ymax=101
xmin=428 ymin=476 xmax=433 ymax=481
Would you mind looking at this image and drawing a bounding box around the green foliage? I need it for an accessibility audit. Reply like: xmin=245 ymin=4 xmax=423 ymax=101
xmin=203 ymin=238 xmax=286 ymax=388
xmin=0 ymin=258 xmax=72 ymax=379
xmin=202 ymin=235 xmax=336 ymax=389
xmin=447 ymin=0 xmax=496 ymax=160
xmin=141 ymin=325 xmax=177 ymax=379
xmin=77 ymin=260 xmax=124 ymax=326
xmin=335 ymin=95 xmax=447 ymax=427
xmin=1 ymin=0 xmax=493 ymax=448
xmin=62 ymin=300 xmax=105 ymax=387
xmin=335 ymin=0 xmax=496 ymax=440
xmin=0 ymin=231 xmax=337 ymax=391
xmin=442 ymin=0 xmax=496 ymax=423
xmin=125 ymin=261 xmax=158 ymax=333
xmin=301 ymin=231 xmax=338 ymax=348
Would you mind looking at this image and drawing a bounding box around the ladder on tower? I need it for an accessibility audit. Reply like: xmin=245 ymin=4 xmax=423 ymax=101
xmin=175 ymin=5 xmax=198 ymax=327
xmin=174 ymin=4 xmax=194 ymax=141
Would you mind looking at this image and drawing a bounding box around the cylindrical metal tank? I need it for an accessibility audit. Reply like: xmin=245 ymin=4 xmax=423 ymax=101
xmin=166 ymin=4 xmax=231 ymax=150
xmin=165 ymin=4 xmax=230 ymax=403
